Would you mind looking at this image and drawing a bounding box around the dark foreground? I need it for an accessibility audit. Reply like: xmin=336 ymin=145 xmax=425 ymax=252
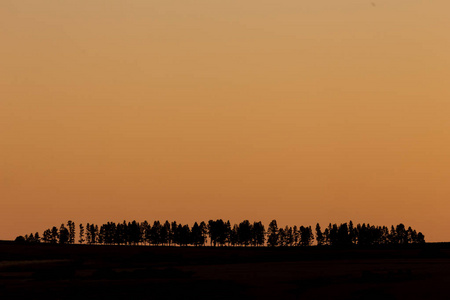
xmin=1 ymin=242 xmax=450 ymax=299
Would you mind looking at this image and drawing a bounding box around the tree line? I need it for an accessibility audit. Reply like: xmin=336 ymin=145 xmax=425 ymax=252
xmin=15 ymin=219 xmax=425 ymax=247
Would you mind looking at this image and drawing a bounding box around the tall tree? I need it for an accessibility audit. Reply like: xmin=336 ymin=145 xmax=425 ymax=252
xmin=59 ymin=224 xmax=69 ymax=244
xmin=161 ymin=221 xmax=170 ymax=246
xmin=142 ymin=221 xmax=151 ymax=245
xmin=98 ymin=226 xmax=105 ymax=244
xmin=225 ymin=221 xmax=232 ymax=246
xmin=150 ymin=221 xmax=161 ymax=245
xmin=191 ymin=222 xmax=198 ymax=246
xmin=293 ymin=226 xmax=299 ymax=246
xmin=179 ymin=224 xmax=191 ymax=246
xmin=396 ymin=224 xmax=407 ymax=244
xmin=300 ymin=226 xmax=314 ymax=246
xmin=323 ymin=228 xmax=330 ymax=245
xmin=216 ymin=219 xmax=228 ymax=246
xmin=115 ymin=222 xmax=125 ymax=245
xmin=337 ymin=223 xmax=350 ymax=246
xmin=199 ymin=221 xmax=208 ymax=246
xmin=34 ymin=232 xmax=41 ymax=243
xmin=315 ymin=223 xmax=324 ymax=246
xmin=164 ymin=221 xmax=172 ymax=245
xmin=389 ymin=225 xmax=397 ymax=244
xmin=229 ymin=224 xmax=239 ymax=246
xmin=286 ymin=226 xmax=294 ymax=246
xmin=86 ymin=223 xmax=91 ymax=244
xmin=208 ymin=220 xmax=217 ymax=246
xmin=51 ymin=226 xmax=59 ymax=244
xmin=129 ymin=220 xmax=141 ymax=245
xmin=252 ymin=221 xmax=265 ymax=247
xmin=349 ymin=221 xmax=356 ymax=244
xmin=172 ymin=221 xmax=180 ymax=246
xmin=267 ymin=220 xmax=279 ymax=247
xmin=329 ymin=224 xmax=338 ymax=246
xmin=238 ymin=220 xmax=252 ymax=246
xmin=43 ymin=229 xmax=52 ymax=243
xmin=26 ymin=233 xmax=35 ymax=243
xmin=79 ymin=224 xmax=85 ymax=244
xmin=67 ymin=220 xmax=76 ymax=244
xmin=88 ymin=224 xmax=97 ymax=244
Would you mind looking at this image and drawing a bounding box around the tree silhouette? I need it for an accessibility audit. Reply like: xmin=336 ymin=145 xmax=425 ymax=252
xmin=349 ymin=221 xmax=356 ymax=244
xmin=191 ymin=222 xmax=201 ymax=246
xmin=140 ymin=221 xmax=150 ymax=245
xmin=225 ymin=221 xmax=232 ymax=246
xmin=337 ymin=223 xmax=351 ymax=247
xmin=86 ymin=223 xmax=91 ymax=244
xmin=17 ymin=219 xmax=427 ymax=248
xmin=299 ymin=226 xmax=314 ymax=246
xmin=278 ymin=227 xmax=286 ymax=246
xmin=293 ymin=226 xmax=299 ymax=246
xmin=98 ymin=226 xmax=105 ymax=244
xmin=129 ymin=220 xmax=141 ymax=245
xmin=267 ymin=220 xmax=279 ymax=247
xmin=329 ymin=224 xmax=338 ymax=246
xmin=104 ymin=222 xmax=116 ymax=245
xmin=396 ymin=224 xmax=407 ymax=244
xmin=389 ymin=225 xmax=398 ymax=244
xmin=15 ymin=236 xmax=26 ymax=243
xmin=171 ymin=221 xmax=178 ymax=246
xmin=252 ymin=221 xmax=265 ymax=246
xmin=217 ymin=220 xmax=228 ymax=246
xmin=179 ymin=224 xmax=191 ymax=246
xmin=115 ymin=222 xmax=126 ymax=245
xmin=59 ymin=224 xmax=69 ymax=244
xmin=199 ymin=221 xmax=208 ymax=246
xmin=79 ymin=224 xmax=85 ymax=244
xmin=323 ymin=227 xmax=330 ymax=245
xmin=229 ymin=224 xmax=239 ymax=246
xmin=164 ymin=221 xmax=172 ymax=246
xmin=67 ymin=220 xmax=75 ymax=244
xmin=150 ymin=221 xmax=161 ymax=246
xmin=160 ymin=221 xmax=170 ymax=246
xmin=315 ymin=223 xmax=324 ymax=246
xmin=286 ymin=226 xmax=294 ymax=246
xmin=87 ymin=223 xmax=98 ymax=244
xmin=51 ymin=226 xmax=59 ymax=244
xmin=416 ymin=232 xmax=425 ymax=243
xmin=207 ymin=220 xmax=218 ymax=246
xmin=25 ymin=233 xmax=35 ymax=243
xmin=42 ymin=229 xmax=51 ymax=243
xmin=34 ymin=232 xmax=41 ymax=243
xmin=238 ymin=220 xmax=252 ymax=246
xmin=407 ymin=227 xmax=415 ymax=244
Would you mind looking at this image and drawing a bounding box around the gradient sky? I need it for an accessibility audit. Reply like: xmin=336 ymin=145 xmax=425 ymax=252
xmin=1 ymin=0 xmax=449 ymax=242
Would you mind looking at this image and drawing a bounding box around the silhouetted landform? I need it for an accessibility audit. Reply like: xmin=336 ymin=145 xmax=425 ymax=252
xmin=0 ymin=240 xmax=449 ymax=299
xmin=15 ymin=219 xmax=425 ymax=247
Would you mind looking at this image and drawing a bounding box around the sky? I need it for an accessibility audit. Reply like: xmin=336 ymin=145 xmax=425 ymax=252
xmin=1 ymin=0 xmax=450 ymax=242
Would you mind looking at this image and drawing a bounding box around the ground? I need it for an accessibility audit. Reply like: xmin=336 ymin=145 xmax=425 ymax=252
xmin=1 ymin=241 xmax=450 ymax=299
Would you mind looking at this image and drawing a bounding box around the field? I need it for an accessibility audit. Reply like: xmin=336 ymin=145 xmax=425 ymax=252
xmin=1 ymin=241 xmax=450 ymax=299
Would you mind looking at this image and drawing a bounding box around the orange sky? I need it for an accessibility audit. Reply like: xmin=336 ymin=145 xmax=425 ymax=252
xmin=1 ymin=0 xmax=450 ymax=242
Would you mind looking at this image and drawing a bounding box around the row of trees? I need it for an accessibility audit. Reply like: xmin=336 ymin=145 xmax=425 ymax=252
xmin=16 ymin=220 xmax=425 ymax=247
xmin=315 ymin=222 xmax=425 ymax=246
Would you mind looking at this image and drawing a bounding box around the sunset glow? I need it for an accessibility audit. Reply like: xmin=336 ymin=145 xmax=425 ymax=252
xmin=1 ymin=0 xmax=450 ymax=241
